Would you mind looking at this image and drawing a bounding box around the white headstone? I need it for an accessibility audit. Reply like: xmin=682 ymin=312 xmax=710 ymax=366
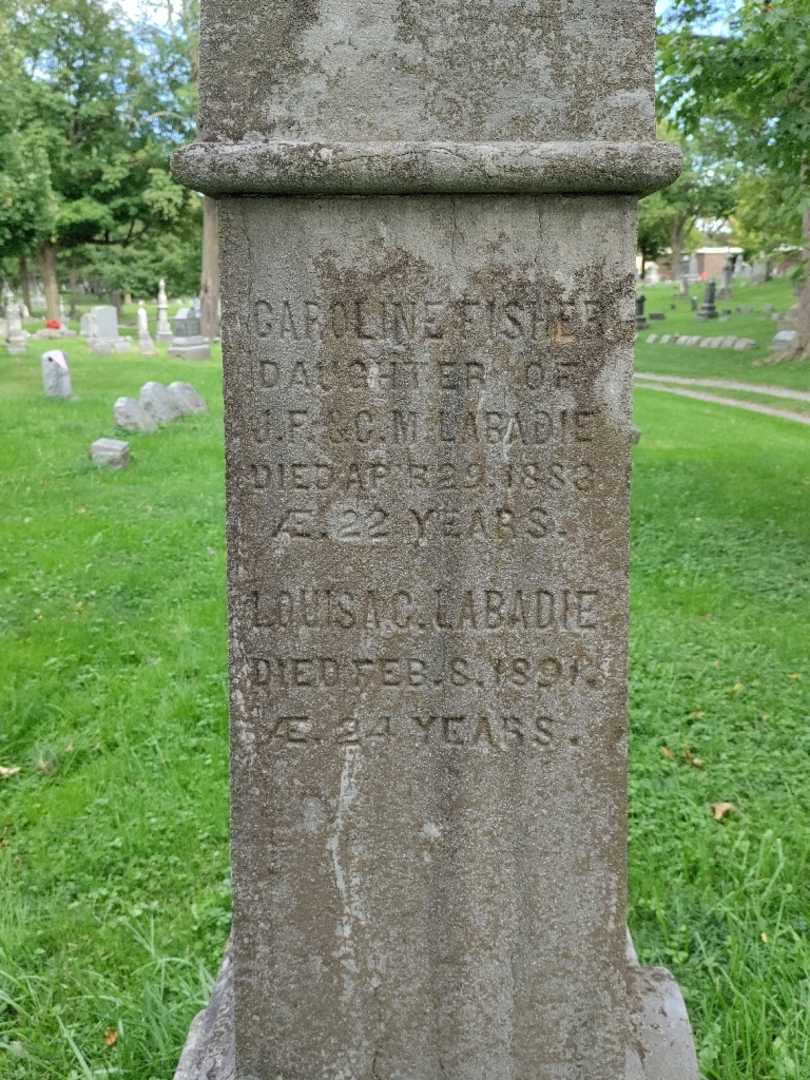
xmin=41 ymin=350 xmax=72 ymax=398
xmin=137 ymin=301 xmax=156 ymax=355
xmin=156 ymin=278 xmax=172 ymax=341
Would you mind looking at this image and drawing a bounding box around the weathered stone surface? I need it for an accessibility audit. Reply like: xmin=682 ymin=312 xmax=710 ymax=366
xmin=139 ymin=381 xmax=183 ymax=424
xmin=734 ymin=337 xmax=756 ymax=351
xmin=772 ymin=329 xmax=798 ymax=351
xmin=89 ymin=437 xmax=129 ymax=469
xmin=174 ymin=139 xmax=682 ymax=198
xmin=175 ymin=932 xmax=698 ymax=1080
xmin=219 ymin=194 xmax=642 ymax=1080
xmin=113 ymin=396 xmax=158 ymax=434
xmin=173 ymin=2 xmax=696 ymax=1078
xmin=91 ymin=305 xmax=118 ymax=344
xmin=167 ymin=381 xmax=207 ymax=414
xmin=41 ymin=350 xmax=72 ymax=398
xmin=197 ymin=1 xmax=657 ymax=145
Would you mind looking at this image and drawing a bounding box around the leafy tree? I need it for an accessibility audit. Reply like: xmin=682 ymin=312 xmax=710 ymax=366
xmin=0 ymin=0 xmax=200 ymax=316
xmin=639 ymin=126 xmax=736 ymax=282
xmin=659 ymin=0 xmax=810 ymax=351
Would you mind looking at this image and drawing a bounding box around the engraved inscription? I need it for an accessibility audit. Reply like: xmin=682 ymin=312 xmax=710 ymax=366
xmin=240 ymin=271 xmax=623 ymax=765
xmin=265 ymin=712 xmax=560 ymax=751
xmin=252 ymin=587 xmax=601 ymax=632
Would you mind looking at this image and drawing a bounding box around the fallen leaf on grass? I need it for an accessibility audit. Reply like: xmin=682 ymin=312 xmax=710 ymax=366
xmin=712 ymin=660 xmax=721 ymax=669
xmin=788 ymin=673 xmax=801 ymax=681
xmin=104 ymin=1028 xmax=118 ymax=1047
xmin=726 ymin=682 xmax=745 ymax=696
xmin=36 ymin=758 xmax=53 ymax=774
xmin=689 ymin=709 xmax=705 ymax=720
xmin=660 ymin=746 xmax=676 ymax=761
xmin=0 ymin=766 xmax=21 ymax=780
xmin=761 ymin=932 xmax=769 ymax=944
xmin=712 ymin=802 xmax=736 ymax=821
xmin=683 ymin=746 xmax=704 ymax=768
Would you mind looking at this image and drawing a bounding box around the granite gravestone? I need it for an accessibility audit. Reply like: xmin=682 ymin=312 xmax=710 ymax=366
xmin=697 ymin=281 xmax=719 ymax=320
xmin=169 ymin=306 xmax=211 ymax=360
xmin=172 ymin=2 xmax=696 ymax=1078
xmin=89 ymin=305 xmax=129 ymax=353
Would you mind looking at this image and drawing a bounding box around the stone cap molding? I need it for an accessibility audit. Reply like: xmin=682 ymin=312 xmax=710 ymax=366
xmin=172 ymin=139 xmax=682 ymax=197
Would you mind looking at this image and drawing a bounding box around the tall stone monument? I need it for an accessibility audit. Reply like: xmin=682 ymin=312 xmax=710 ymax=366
xmin=157 ymin=278 xmax=173 ymax=341
xmin=173 ymin=3 xmax=696 ymax=1078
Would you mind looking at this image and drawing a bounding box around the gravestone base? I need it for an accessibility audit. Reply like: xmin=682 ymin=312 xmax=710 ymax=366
xmin=174 ymin=935 xmax=698 ymax=1080
xmin=168 ymin=335 xmax=211 ymax=360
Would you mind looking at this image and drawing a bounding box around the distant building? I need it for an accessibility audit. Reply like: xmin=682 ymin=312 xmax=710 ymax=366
xmin=693 ymin=246 xmax=744 ymax=280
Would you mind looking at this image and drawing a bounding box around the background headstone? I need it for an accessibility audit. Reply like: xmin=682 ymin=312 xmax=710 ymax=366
xmin=89 ymin=437 xmax=129 ymax=469
xmin=771 ymin=329 xmax=798 ymax=351
xmin=697 ymin=280 xmax=718 ymax=320
xmin=89 ymin=305 xmax=120 ymax=353
xmin=137 ymin=301 xmax=156 ymax=355
xmin=139 ymin=381 xmax=184 ymax=424
xmin=41 ymin=350 xmax=72 ymax=398
xmin=172 ymin=1 xmax=695 ymax=1078
xmin=5 ymin=296 xmax=28 ymax=354
xmin=113 ymin=396 xmax=158 ymax=433
xmin=168 ymin=306 xmax=211 ymax=360
xmin=167 ymin=381 xmax=207 ymax=414
xmin=157 ymin=278 xmax=173 ymax=341
xmin=636 ymin=293 xmax=648 ymax=329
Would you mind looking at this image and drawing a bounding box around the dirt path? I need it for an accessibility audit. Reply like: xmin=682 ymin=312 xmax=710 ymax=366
xmin=635 ymin=371 xmax=810 ymax=403
xmin=634 ymin=382 xmax=810 ymax=426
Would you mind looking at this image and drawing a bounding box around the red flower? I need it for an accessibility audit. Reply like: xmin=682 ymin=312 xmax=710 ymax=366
xmin=46 ymin=319 xmax=61 ymax=329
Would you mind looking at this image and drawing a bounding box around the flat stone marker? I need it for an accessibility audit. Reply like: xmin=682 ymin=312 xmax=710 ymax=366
xmin=41 ymin=350 xmax=72 ymax=398
xmin=139 ymin=381 xmax=183 ymax=425
xmin=89 ymin=437 xmax=129 ymax=469
xmin=172 ymin=2 xmax=695 ymax=1079
xmin=167 ymin=381 xmax=207 ymax=415
xmin=772 ymin=329 xmax=798 ymax=351
xmin=113 ymin=396 xmax=158 ymax=434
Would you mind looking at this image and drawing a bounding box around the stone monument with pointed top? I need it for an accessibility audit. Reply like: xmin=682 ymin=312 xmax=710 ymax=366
xmin=171 ymin=2 xmax=697 ymax=1078
xmin=157 ymin=278 xmax=173 ymax=341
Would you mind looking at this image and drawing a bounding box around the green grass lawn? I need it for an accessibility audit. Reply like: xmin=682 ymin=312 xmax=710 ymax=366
xmin=637 ymin=277 xmax=810 ymax=392
xmin=1 ymin=336 xmax=809 ymax=1079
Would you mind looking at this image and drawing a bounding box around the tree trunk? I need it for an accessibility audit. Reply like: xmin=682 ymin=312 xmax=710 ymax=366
xmin=40 ymin=243 xmax=60 ymax=321
xmin=200 ymin=195 xmax=220 ymax=339
xmin=19 ymin=255 xmax=33 ymax=312
xmin=798 ymin=204 xmax=810 ymax=356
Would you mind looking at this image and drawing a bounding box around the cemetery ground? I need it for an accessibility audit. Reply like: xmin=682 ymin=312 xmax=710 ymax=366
xmin=0 ymin=299 xmax=808 ymax=1079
